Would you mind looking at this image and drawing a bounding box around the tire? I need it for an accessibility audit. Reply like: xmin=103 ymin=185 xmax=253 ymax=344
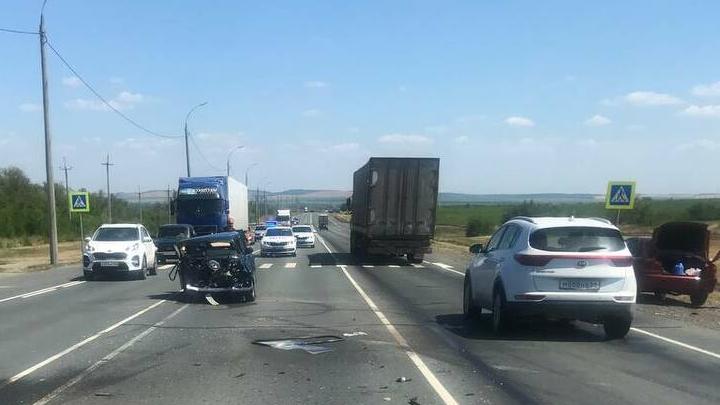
xmin=603 ymin=316 xmax=631 ymax=339
xmin=149 ymin=256 xmax=158 ymax=276
xmin=463 ymin=275 xmax=480 ymax=320
xmin=292 ymin=251 xmax=297 ymax=257
xmin=246 ymin=277 xmax=257 ymax=302
xmin=491 ymin=288 xmax=510 ymax=335
xmin=181 ymin=288 xmax=196 ymax=303
xmin=83 ymin=271 xmax=95 ymax=281
xmin=690 ymin=291 xmax=709 ymax=308
xmin=407 ymin=253 xmax=424 ymax=264
xmin=654 ymin=291 xmax=666 ymax=300
xmin=136 ymin=257 xmax=147 ymax=280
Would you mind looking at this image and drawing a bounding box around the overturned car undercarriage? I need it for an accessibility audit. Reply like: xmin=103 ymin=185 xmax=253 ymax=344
xmin=175 ymin=232 xmax=256 ymax=302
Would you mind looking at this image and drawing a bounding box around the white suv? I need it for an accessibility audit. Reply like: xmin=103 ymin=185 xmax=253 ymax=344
xmin=463 ymin=217 xmax=636 ymax=339
xmin=83 ymin=224 xmax=157 ymax=280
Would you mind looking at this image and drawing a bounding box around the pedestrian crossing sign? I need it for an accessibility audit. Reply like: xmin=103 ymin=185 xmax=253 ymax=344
xmin=605 ymin=181 xmax=636 ymax=210
xmin=69 ymin=192 xmax=90 ymax=213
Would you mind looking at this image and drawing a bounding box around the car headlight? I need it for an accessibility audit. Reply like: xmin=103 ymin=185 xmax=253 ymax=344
xmin=85 ymin=244 xmax=95 ymax=253
xmin=131 ymin=255 xmax=140 ymax=266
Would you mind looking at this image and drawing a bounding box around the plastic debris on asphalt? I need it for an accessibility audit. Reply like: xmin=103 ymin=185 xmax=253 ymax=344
xmin=395 ymin=376 xmax=412 ymax=383
xmin=342 ymin=331 xmax=368 ymax=337
xmin=253 ymin=336 xmax=344 ymax=355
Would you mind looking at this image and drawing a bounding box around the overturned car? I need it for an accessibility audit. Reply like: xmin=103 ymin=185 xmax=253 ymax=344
xmin=175 ymin=232 xmax=256 ymax=302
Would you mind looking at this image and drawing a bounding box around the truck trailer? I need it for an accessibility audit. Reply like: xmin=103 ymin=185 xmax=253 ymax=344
xmin=175 ymin=176 xmax=248 ymax=236
xmin=350 ymin=157 xmax=439 ymax=263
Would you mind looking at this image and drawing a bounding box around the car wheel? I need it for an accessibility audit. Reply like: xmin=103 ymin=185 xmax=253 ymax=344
xmin=603 ymin=315 xmax=631 ymax=339
xmin=246 ymin=277 xmax=257 ymax=302
xmin=149 ymin=256 xmax=158 ymax=276
xmin=137 ymin=257 xmax=147 ymax=280
xmin=690 ymin=291 xmax=709 ymax=308
xmin=83 ymin=270 xmax=94 ymax=281
xmin=491 ymin=288 xmax=510 ymax=334
xmin=654 ymin=292 xmax=666 ymax=301
xmin=407 ymin=253 xmax=424 ymax=264
xmin=463 ymin=275 xmax=480 ymax=320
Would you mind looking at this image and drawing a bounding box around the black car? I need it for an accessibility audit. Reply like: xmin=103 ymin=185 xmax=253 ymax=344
xmin=154 ymin=224 xmax=195 ymax=264
xmin=177 ymin=232 xmax=256 ymax=302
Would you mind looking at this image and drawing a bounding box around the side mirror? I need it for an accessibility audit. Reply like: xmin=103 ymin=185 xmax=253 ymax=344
xmin=84 ymin=237 xmax=91 ymax=243
xmin=469 ymin=244 xmax=484 ymax=254
xmin=712 ymin=250 xmax=720 ymax=263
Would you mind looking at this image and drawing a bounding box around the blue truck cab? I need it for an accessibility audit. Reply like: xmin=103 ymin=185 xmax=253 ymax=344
xmin=175 ymin=176 xmax=248 ymax=236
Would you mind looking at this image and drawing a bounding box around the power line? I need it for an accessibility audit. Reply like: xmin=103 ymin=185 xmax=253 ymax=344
xmin=189 ymin=133 xmax=223 ymax=172
xmin=44 ymin=38 xmax=182 ymax=139
xmin=0 ymin=27 xmax=39 ymax=35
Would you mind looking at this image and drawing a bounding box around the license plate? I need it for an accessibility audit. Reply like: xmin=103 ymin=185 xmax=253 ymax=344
xmin=100 ymin=262 xmax=119 ymax=267
xmin=559 ymin=279 xmax=600 ymax=290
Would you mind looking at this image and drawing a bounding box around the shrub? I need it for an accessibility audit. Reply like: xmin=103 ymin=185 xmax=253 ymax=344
xmin=465 ymin=217 xmax=492 ymax=237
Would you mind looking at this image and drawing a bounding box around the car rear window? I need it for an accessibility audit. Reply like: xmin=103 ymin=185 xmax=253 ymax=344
xmin=292 ymin=226 xmax=312 ymax=233
xmin=266 ymin=228 xmax=292 ymax=237
xmin=529 ymin=227 xmax=625 ymax=252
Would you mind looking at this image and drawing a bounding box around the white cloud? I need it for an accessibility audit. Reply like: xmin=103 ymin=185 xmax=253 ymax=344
xmin=378 ymin=133 xmax=433 ymax=145
xmin=18 ymin=102 xmax=41 ymax=112
xmin=304 ymin=81 xmax=329 ymax=88
xmin=326 ymin=142 xmax=359 ymax=152
xmin=301 ymin=109 xmax=322 ymax=117
xmin=584 ymin=114 xmax=612 ymax=126
xmin=65 ymin=91 xmax=145 ymax=111
xmin=691 ymin=81 xmax=720 ymax=97
xmin=622 ymin=91 xmax=684 ymax=106
xmin=681 ymin=104 xmax=720 ymax=118
xmin=505 ymin=116 xmax=535 ymax=127
xmin=454 ymin=135 xmax=469 ymax=144
xmin=62 ymin=76 xmax=81 ymax=88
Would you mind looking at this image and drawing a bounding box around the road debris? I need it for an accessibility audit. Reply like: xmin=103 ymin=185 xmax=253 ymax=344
xmin=253 ymin=335 xmax=344 ymax=355
xmin=408 ymin=397 xmax=421 ymax=405
xmin=342 ymin=331 xmax=368 ymax=337
xmin=94 ymin=392 xmax=112 ymax=397
xmin=395 ymin=376 xmax=412 ymax=383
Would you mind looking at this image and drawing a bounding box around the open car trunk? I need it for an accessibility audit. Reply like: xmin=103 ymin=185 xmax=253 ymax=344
xmin=653 ymin=222 xmax=709 ymax=274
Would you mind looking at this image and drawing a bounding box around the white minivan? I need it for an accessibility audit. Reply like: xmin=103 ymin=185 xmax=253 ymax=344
xmin=83 ymin=224 xmax=157 ymax=280
xmin=463 ymin=217 xmax=636 ymax=339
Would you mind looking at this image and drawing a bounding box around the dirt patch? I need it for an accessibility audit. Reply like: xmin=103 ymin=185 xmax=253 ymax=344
xmin=0 ymin=241 xmax=81 ymax=273
xmin=332 ymin=213 xmax=351 ymax=223
xmin=636 ymin=291 xmax=720 ymax=331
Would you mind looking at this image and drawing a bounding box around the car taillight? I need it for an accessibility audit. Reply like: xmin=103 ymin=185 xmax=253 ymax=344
xmin=514 ymin=254 xmax=553 ymax=266
xmin=609 ymin=257 xmax=633 ymax=267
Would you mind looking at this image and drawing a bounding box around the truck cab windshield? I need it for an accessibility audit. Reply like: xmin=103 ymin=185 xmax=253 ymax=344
xmin=176 ymin=199 xmax=223 ymax=216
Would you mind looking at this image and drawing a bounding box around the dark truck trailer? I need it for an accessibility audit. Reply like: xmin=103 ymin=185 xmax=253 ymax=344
xmin=350 ymin=157 xmax=439 ymax=263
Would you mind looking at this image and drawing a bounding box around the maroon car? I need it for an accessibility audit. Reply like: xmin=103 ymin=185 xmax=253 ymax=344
xmin=626 ymin=222 xmax=718 ymax=307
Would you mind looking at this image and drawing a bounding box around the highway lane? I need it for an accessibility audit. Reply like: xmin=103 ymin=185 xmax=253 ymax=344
xmin=0 ymin=213 xmax=718 ymax=404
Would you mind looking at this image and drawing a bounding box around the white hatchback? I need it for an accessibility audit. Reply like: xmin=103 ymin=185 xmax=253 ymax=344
xmin=291 ymin=225 xmax=315 ymax=248
xmin=463 ymin=217 xmax=636 ymax=339
xmin=83 ymin=224 xmax=157 ymax=280
xmin=260 ymin=226 xmax=297 ymax=257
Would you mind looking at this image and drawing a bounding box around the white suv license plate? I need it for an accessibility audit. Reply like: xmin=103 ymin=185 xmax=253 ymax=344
xmin=559 ymin=280 xmax=600 ymax=290
xmin=100 ymin=261 xmax=119 ymax=267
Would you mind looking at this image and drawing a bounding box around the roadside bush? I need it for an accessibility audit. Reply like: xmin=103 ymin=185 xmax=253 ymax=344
xmin=465 ymin=218 xmax=492 ymax=237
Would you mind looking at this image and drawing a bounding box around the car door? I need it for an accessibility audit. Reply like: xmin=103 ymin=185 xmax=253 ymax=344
xmin=236 ymin=235 xmax=256 ymax=274
xmin=141 ymin=227 xmax=156 ymax=263
xmin=471 ymin=226 xmax=507 ymax=307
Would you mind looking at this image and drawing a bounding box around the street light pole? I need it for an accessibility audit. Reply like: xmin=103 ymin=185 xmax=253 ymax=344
xmin=184 ymin=101 xmax=207 ymax=177
xmin=39 ymin=9 xmax=59 ymax=264
xmin=102 ymin=154 xmax=114 ymax=223
xmin=244 ymin=163 xmax=258 ymax=188
xmin=225 ymin=145 xmax=245 ymax=177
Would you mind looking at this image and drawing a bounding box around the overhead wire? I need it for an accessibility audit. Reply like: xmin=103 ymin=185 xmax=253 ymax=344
xmin=44 ymin=38 xmax=182 ymax=139
xmin=0 ymin=27 xmax=39 ymax=35
xmin=189 ymin=133 xmax=224 ymax=172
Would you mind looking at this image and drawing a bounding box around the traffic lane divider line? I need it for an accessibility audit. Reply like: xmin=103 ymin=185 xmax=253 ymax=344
xmin=0 ymin=280 xmax=87 ymax=304
xmin=316 ymin=234 xmax=459 ymax=405
xmin=630 ymin=327 xmax=720 ymax=361
xmin=285 ymin=263 xmax=297 ymax=269
xmin=423 ymin=261 xmax=465 ymax=277
xmin=0 ymin=300 xmax=167 ymax=390
xmin=33 ymin=304 xmax=189 ymax=405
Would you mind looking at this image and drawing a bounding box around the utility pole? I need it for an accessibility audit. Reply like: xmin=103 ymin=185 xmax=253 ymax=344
xmin=138 ymin=188 xmax=143 ymax=224
xmin=255 ymin=185 xmax=259 ymax=224
xmin=60 ymin=157 xmax=73 ymax=221
xmin=39 ymin=12 xmax=58 ymax=265
xmin=167 ymin=185 xmax=172 ymax=223
xmin=102 ymin=154 xmax=114 ymax=223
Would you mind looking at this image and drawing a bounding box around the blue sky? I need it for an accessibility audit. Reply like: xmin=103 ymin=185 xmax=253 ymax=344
xmin=1 ymin=1 xmax=720 ymax=194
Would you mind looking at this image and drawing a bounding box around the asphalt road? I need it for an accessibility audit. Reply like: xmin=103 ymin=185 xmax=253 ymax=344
xmin=1 ymin=212 xmax=719 ymax=404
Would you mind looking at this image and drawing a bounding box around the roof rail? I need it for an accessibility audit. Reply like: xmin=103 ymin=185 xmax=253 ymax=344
xmin=511 ymin=216 xmax=536 ymax=224
xmin=589 ymin=217 xmax=612 ymax=224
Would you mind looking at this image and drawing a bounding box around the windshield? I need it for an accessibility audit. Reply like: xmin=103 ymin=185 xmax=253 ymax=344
xmin=93 ymin=227 xmax=139 ymax=242
xmin=530 ymin=227 xmax=626 ymax=252
xmin=158 ymin=226 xmax=189 ymax=238
xmin=176 ymin=199 xmax=223 ymax=216
xmin=292 ymin=226 xmax=312 ymax=233
xmin=254 ymin=225 xmax=266 ymax=231
xmin=265 ymin=228 xmax=293 ymax=237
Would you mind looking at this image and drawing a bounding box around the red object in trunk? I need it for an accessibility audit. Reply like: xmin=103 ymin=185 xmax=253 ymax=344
xmin=626 ymin=222 xmax=717 ymax=306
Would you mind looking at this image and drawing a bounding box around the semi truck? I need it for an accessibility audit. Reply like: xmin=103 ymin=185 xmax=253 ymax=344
xmin=350 ymin=157 xmax=440 ymax=263
xmin=276 ymin=209 xmax=291 ymax=226
xmin=175 ymin=176 xmax=248 ymax=236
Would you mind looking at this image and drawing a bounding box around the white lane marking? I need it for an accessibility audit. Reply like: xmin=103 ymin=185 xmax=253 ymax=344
xmin=310 ymin=265 xmax=322 ymax=268
xmin=631 ymin=327 xmax=720 ymax=361
xmin=285 ymin=263 xmax=297 ymax=269
xmin=0 ymin=280 xmax=87 ymax=304
xmin=33 ymin=304 xmax=189 ymax=405
xmin=423 ymin=260 xmax=465 ymax=277
xmin=362 ymin=265 xmax=374 ymax=268
xmin=259 ymin=263 xmax=273 ymax=269
xmin=0 ymin=300 xmax=166 ymax=389
xmin=205 ymin=294 xmax=220 ymax=306
xmin=411 ymin=264 xmax=425 ymax=268
xmin=388 ymin=265 xmax=400 ymax=268
xmin=317 ymin=235 xmax=459 ymax=405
